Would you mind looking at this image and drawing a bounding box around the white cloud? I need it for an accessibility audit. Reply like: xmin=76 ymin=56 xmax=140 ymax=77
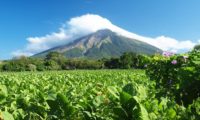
xmin=12 ymin=14 xmax=198 ymax=57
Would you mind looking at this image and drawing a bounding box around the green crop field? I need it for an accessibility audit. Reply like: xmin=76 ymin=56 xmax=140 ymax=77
xmin=0 ymin=70 xmax=151 ymax=120
xmin=0 ymin=70 xmax=199 ymax=120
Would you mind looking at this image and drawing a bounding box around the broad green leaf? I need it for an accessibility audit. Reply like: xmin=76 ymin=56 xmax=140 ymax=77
xmin=107 ymin=86 xmax=119 ymax=99
xmin=167 ymin=108 xmax=176 ymax=119
xmin=137 ymin=86 xmax=147 ymax=101
xmin=137 ymin=104 xmax=149 ymax=120
xmin=1 ymin=111 xmax=14 ymax=120
xmin=56 ymin=93 xmax=74 ymax=117
xmin=120 ymin=92 xmax=132 ymax=105
xmin=122 ymin=83 xmax=136 ymax=96
xmin=93 ymin=95 xmax=104 ymax=107
xmin=113 ymin=107 xmax=128 ymax=119
xmin=0 ymin=85 xmax=8 ymax=103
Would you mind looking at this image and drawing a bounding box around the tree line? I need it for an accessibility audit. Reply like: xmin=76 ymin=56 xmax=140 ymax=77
xmin=0 ymin=52 xmax=151 ymax=72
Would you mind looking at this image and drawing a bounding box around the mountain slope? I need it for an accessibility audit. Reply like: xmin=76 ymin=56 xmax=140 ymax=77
xmin=33 ymin=29 xmax=162 ymax=59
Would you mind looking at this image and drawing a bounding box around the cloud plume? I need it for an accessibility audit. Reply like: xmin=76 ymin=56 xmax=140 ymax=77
xmin=12 ymin=14 xmax=198 ymax=57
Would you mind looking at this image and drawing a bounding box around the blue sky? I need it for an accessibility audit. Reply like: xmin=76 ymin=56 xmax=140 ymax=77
xmin=1 ymin=0 xmax=200 ymax=59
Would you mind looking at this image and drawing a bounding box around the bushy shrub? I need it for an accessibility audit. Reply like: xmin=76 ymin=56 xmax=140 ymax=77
xmin=2 ymin=61 xmax=26 ymax=71
xmin=26 ymin=64 xmax=37 ymax=71
xmin=104 ymin=52 xmax=151 ymax=69
xmin=135 ymin=55 xmax=151 ymax=69
xmin=44 ymin=60 xmax=61 ymax=70
xmin=146 ymin=51 xmax=200 ymax=106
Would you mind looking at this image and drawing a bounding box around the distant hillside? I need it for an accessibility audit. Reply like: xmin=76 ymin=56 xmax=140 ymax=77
xmin=33 ymin=29 xmax=162 ymax=59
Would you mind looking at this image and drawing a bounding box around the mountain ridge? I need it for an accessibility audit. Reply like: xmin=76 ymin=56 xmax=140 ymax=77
xmin=33 ymin=29 xmax=162 ymax=59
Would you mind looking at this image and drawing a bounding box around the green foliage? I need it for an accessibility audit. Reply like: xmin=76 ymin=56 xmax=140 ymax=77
xmin=0 ymin=70 xmax=197 ymax=119
xmin=114 ymin=91 xmax=149 ymax=120
xmin=0 ymin=111 xmax=14 ymax=120
xmin=0 ymin=85 xmax=7 ymax=104
xmin=47 ymin=93 xmax=75 ymax=119
xmin=186 ymin=98 xmax=200 ymax=119
xmin=120 ymin=52 xmax=135 ymax=69
xmin=27 ymin=64 xmax=37 ymax=71
xmin=0 ymin=70 xmax=152 ymax=120
xmin=1 ymin=48 xmax=200 ymax=120
xmin=104 ymin=52 xmax=151 ymax=69
xmin=45 ymin=51 xmax=64 ymax=61
xmin=0 ymin=52 xmax=105 ymax=71
xmin=194 ymin=44 xmax=200 ymax=50
xmin=44 ymin=60 xmax=61 ymax=70
xmin=146 ymin=51 xmax=200 ymax=107
xmin=63 ymin=59 xmax=103 ymax=70
xmin=1 ymin=57 xmax=43 ymax=71
xmin=104 ymin=58 xmax=120 ymax=69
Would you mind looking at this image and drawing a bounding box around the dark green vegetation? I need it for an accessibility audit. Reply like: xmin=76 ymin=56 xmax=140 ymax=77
xmin=147 ymin=50 xmax=200 ymax=109
xmin=33 ymin=29 xmax=162 ymax=59
xmin=194 ymin=44 xmax=200 ymax=50
xmin=146 ymin=50 xmax=200 ymax=119
xmin=0 ymin=52 xmax=150 ymax=72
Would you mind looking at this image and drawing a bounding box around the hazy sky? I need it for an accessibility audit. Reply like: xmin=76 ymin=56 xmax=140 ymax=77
xmin=1 ymin=0 xmax=200 ymax=59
